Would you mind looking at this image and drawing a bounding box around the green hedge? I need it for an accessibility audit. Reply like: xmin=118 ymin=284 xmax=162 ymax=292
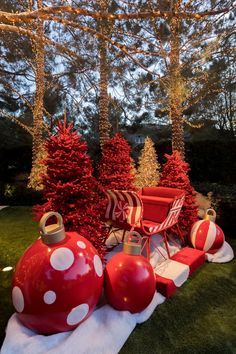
xmin=155 ymin=140 xmax=236 ymax=238
xmin=1 ymin=140 xmax=235 ymax=210
xmin=193 ymin=182 xmax=236 ymax=238
xmin=155 ymin=140 xmax=236 ymax=185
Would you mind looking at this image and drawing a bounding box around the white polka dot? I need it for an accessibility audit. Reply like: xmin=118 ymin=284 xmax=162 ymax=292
xmin=67 ymin=303 xmax=89 ymax=326
xmin=93 ymin=255 xmax=103 ymax=277
xmin=12 ymin=286 xmax=24 ymax=313
xmin=2 ymin=266 xmax=13 ymax=272
xmin=50 ymin=247 xmax=74 ymax=271
xmin=43 ymin=290 xmax=56 ymax=304
xmin=77 ymin=241 xmax=86 ymax=249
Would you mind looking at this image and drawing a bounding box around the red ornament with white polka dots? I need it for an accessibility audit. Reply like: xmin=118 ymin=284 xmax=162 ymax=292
xmin=12 ymin=212 xmax=104 ymax=334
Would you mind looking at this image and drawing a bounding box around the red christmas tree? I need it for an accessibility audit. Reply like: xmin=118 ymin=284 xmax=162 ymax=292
xmin=159 ymin=151 xmax=198 ymax=240
xmin=33 ymin=122 xmax=107 ymax=257
xmin=98 ymin=133 xmax=135 ymax=190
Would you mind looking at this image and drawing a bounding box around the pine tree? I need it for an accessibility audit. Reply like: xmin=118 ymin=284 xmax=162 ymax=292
xmin=159 ymin=151 xmax=198 ymax=240
xmin=98 ymin=133 xmax=135 ymax=190
xmin=130 ymin=157 xmax=137 ymax=186
xmin=135 ymin=137 xmax=160 ymax=189
xmin=33 ymin=122 xmax=107 ymax=257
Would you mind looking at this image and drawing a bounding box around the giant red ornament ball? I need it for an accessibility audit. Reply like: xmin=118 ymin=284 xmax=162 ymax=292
xmin=12 ymin=212 xmax=104 ymax=334
xmin=104 ymin=233 xmax=156 ymax=313
xmin=190 ymin=212 xmax=225 ymax=254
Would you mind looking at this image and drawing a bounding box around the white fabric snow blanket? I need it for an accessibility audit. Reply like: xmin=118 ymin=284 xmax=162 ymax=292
xmin=1 ymin=230 xmax=234 ymax=354
xmin=1 ymin=292 xmax=165 ymax=354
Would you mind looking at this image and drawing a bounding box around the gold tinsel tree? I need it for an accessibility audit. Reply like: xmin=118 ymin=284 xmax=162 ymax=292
xmin=135 ymin=137 xmax=160 ymax=190
xmin=28 ymin=144 xmax=47 ymax=191
xmin=130 ymin=157 xmax=137 ymax=188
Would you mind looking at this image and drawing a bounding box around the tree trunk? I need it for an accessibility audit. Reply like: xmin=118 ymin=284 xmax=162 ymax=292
xmin=98 ymin=0 xmax=112 ymax=149
xmin=168 ymin=1 xmax=185 ymax=157
xmin=32 ymin=0 xmax=45 ymax=163
xmin=27 ymin=0 xmax=45 ymax=190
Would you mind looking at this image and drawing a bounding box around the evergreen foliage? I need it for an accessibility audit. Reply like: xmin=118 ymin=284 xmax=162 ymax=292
xmin=33 ymin=122 xmax=107 ymax=256
xmin=98 ymin=133 xmax=135 ymax=190
xmin=135 ymin=137 xmax=160 ymax=189
xmin=159 ymin=151 xmax=198 ymax=239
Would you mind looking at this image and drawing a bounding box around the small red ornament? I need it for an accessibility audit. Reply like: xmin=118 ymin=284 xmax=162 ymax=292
xmin=104 ymin=233 xmax=156 ymax=313
xmin=12 ymin=212 xmax=104 ymax=334
xmin=190 ymin=209 xmax=224 ymax=254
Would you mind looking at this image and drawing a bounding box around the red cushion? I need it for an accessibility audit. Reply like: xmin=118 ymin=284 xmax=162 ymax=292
xmin=141 ymin=195 xmax=173 ymax=205
xmin=141 ymin=186 xmax=184 ymax=199
xmin=141 ymin=196 xmax=173 ymax=223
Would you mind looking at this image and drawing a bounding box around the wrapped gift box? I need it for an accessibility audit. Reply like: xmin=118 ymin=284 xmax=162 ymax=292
xmin=155 ymin=247 xmax=205 ymax=298
xmin=171 ymin=247 xmax=205 ymax=275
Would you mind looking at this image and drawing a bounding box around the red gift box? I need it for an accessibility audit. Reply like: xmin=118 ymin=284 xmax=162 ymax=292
xmin=155 ymin=247 xmax=205 ymax=298
xmin=171 ymin=247 xmax=205 ymax=275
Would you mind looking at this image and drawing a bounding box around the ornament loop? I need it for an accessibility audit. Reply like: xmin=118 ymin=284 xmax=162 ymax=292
xmin=123 ymin=231 xmax=142 ymax=256
xmin=39 ymin=212 xmax=65 ymax=245
xmin=205 ymin=208 xmax=216 ymax=223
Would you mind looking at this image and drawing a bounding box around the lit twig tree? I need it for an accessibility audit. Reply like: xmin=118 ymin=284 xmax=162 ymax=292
xmin=135 ymin=137 xmax=160 ymax=189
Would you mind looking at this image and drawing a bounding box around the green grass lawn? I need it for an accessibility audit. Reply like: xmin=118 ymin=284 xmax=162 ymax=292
xmin=0 ymin=207 xmax=236 ymax=353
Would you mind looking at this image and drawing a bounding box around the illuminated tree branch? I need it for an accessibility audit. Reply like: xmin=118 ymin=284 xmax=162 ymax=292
xmin=0 ymin=6 xmax=231 ymax=25
xmin=0 ymin=109 xmax=33 ymax=135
